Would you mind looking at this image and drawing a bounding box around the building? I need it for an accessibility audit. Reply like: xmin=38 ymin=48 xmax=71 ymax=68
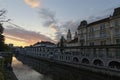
xmin=61 ymin=7 xmax=120 ymax=47
xmin=25 ymin=41 xmax=60 ymax=59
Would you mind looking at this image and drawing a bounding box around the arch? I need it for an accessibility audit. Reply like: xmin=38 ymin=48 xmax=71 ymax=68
xmin=109 ymin=61 xmax=120 ymax=69
xmin=73 ymin=57 xmax=79 ymax=62
xmin=82 ymin=58 xmax=89 ymax=64
xmin=93 ymin=59 xmax=104 ymax=66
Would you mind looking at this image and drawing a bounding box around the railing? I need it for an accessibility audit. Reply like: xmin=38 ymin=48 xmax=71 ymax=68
xmin=58 ymin=45 xmax=120 ymax=59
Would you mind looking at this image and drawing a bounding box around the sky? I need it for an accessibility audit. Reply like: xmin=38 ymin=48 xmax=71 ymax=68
xmin=0 ymin=0 xmax=120 ymax=46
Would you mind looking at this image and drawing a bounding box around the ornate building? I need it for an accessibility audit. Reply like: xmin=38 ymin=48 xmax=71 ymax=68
xmin=61 ymin=7 xmax=120 ymax=47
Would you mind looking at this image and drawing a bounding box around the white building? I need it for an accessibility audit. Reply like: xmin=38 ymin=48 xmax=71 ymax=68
xmin=25 ymin=41 xmax=60 ymax=59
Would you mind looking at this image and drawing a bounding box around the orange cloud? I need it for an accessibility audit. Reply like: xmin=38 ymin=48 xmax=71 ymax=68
xmin=24 ymin=0 xmax=40 ymax=8
xmin=4 ymin=25 xmax=55 ymax=47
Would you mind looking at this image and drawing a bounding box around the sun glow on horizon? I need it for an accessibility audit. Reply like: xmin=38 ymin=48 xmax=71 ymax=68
xmin=5 ymin=38 xmax=30 ymax=47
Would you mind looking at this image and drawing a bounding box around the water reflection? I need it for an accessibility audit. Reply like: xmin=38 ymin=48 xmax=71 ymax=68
xmin=12 ymin=57 xmax=44 ymax=80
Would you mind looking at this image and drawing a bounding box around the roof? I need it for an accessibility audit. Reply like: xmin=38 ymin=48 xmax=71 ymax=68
xmin=87 ymin=17 xmax=110 ymax=27
xmin=77 ymin=7 xmax=120 ymax=28
xmin=68 ymin=38 xmax=78 ymax=43
xmin=34 ymin=41 xmax=55 ymax=46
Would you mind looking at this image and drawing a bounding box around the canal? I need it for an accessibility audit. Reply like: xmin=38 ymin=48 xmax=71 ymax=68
xmin=12 ymin=55 xmax=119 ymax=80
xmin=12 ymin=57 xmax=52 ymax=80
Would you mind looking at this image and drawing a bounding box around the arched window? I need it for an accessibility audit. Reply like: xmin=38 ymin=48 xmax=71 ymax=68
xmin=93 ymin=59 xmax=104 ymax=66
xmin=82 ymin=58 xmax=89 ymax=64
xmin=109 ymin=61 xmax=120 ymax=69
xmin=73 ymin=57 xmax=79 ymax=62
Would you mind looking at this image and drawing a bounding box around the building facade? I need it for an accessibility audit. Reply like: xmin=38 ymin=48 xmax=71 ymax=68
xmin=63 ymin=7 xmax=120 ymax=47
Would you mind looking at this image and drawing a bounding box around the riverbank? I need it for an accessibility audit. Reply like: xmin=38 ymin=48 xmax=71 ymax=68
xmin=3 ymin=69 xmax=18 ymax=80
xmin=0 ymin=52 xmax=18 ymax=80
xmin=18 ymin=55 xmax=120 ymax=80
xmin=0 ymin=67 xmax=18 ymax=80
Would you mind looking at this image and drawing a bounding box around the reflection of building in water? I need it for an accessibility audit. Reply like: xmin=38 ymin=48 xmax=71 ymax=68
xmin=15 ymin=7 xmax=120 ymax=75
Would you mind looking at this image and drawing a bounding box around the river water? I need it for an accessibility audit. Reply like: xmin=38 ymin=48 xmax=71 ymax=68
xmin=12 ymin=57 xmax=52 ymax=80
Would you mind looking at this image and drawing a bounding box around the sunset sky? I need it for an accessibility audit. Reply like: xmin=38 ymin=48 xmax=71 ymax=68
xmin=0 ymin=0 xmax=120 ymax=46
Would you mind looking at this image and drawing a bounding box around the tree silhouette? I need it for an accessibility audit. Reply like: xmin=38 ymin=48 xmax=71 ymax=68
xmin=0 ymin=9 xmax=7 ymax=51
xmin=60 ymin=36 xmax=65 ymax=47
xmin=0 ymin=23 xmax=5 ymax=51
xmin=59 ymin=36 xmax=66 ymax=53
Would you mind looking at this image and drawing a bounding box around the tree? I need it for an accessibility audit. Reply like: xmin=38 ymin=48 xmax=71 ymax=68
xmin=59 ymin=36 xmax=66 ymax=53
xmin=60 ymin=36 xmax=65 ymax=47
xmin=0 ymin=9 xmax=7 ymax=51
xmin=0 ymin=24 xmax=5 ymax=51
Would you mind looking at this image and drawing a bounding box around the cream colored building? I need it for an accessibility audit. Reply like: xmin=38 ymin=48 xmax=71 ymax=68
xmin=64 ymin=7 xmax=120 ymax=46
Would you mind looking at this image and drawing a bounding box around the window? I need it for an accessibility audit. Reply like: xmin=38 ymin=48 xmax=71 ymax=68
xmin=100 ymin=40 xmax=106 ymax=45
xmin=114 ymin=20 xmax=120 ymax=35
xmin=89 ymin=27 xmax=94 ymax=39
xmin=100 ymin=24 xmax=105 ymax=30
xmin=66 ymin=56 xmax=67 ymax=60
xmin=80 ymin=30 xmax=84 ymax=38
xmin=89 ymin=42 xmax=94 ymax=46
xmin=100 ymin=31 xmax=106 ymax=37
xmin=114 ymin=28 xmax=119 ymax=35
xmin=114 ymin=20 xmax=119 ymax=27
xmin=116 ymin=39 xmax=120 ymax=44
xmin=100 ymin=24 xmax=106 ymax=38
xmin=90 ymin=27 xmax=94 ymax=32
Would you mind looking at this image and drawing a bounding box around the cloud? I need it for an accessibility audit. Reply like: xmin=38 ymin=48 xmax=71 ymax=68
xmin=39 ymin=8 xmax=57 ymax=27
xmin=49 ymin=23 xmax=57 ymax=33
xmin=60 ymin=20 xmax=80 ymax=34
xmin=4 ymin=25 xmax=55 ymax=45
xmin=39 ymin=8 xmax=61 ymax=41
xmin=86 ymin=8 xmax=114 ymax=23
xmin=24 ymin=0 xmax=40 ymax=8
xmin=38 ymin=8 xmax=80 ymax=41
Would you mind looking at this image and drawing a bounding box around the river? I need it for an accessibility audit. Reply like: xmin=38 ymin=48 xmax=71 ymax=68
xmin=12 ymin=57 xmax=52 ymax=80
